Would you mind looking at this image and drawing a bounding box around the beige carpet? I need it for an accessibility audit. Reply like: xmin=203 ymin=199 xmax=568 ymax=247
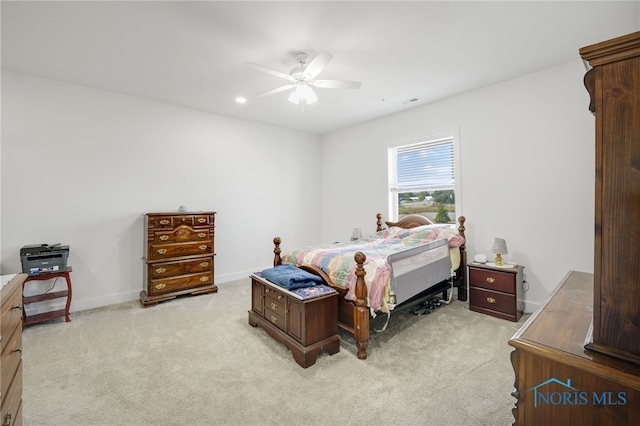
xmin=22 ymin=278 xmax=525 ymax=425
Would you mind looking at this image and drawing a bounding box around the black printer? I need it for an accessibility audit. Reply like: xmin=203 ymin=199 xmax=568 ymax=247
xmin=20 ymin=244 xmax=70 ymax=275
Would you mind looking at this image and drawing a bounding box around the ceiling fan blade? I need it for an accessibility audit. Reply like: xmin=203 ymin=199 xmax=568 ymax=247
xmin=304 ymin=51 xmax=332 ymax=79
xmin=247 ymin=63 xmax=294 ymax=81
xmin=311 ymin=79 xmax=362 ymax=90
xmin=257 ymin=84 xmax=295 ymax=97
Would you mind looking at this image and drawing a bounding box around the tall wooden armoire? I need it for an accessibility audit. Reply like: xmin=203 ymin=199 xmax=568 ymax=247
xmin=508 ymin=31 xmax=640 ymax=426
xmin=580 ymin=31 xmax=640 ymax=364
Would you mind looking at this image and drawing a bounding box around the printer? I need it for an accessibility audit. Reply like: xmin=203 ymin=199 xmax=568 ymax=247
xmin=20 ymin=244 xmax=70 ymax=276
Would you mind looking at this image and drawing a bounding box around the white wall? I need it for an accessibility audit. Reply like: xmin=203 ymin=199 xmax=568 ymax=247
xmin=1 ymin=71 xmax=321 ymax=312
xmin=0 ymin=58 xmax=611 ymax=314
xmin=320 ymin=60 xmax=596 ymax=311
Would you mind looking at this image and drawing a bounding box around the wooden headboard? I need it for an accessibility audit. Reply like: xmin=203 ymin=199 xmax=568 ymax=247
xmin=376 ymin=213 xmax=432 ymax=232
xmin=376 ymin=213 xmax=466 ymax=252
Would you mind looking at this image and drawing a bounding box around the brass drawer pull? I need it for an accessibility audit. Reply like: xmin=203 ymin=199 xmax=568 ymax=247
xmin=486 ymin=277 xmax=496 ymax=284
xmin=270 ymin=316 xmax=278 ymax=323
xmin=277 ymin=294 xmax=283 ymax=300
xmin=487 ymin=297 xmax=496 ymax=304
xmin=198 ymin=233 xmax=207 ymax=238
xmin=159 ymin=219 xmax=170 ymax=225
xmin=271 ymin=302 xmax=278 ymax=310
xmin=157 ymin=249 xmax=167 ymax=255
xmin=200 ymin=276 xmax=208 ymax=282
xmin=200 ymin=262 xmax=209 ymax=267
xmin=199 ymin=245 xmax=208 ymax=251
xmin=159 ymin=235 xmax=169 ymax=241
xmin=4 ymin=413 xmax=12 ymax=426
xmin=155 ymin=283 xmax=166 ymax=290
xmin=198 ymin=218 xmax=207 ymax=223
xmin=155 ymin=267 xmax=166 ymax=274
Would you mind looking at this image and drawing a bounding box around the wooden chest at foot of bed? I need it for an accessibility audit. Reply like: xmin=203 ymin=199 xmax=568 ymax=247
xmin=248 ymin=274 xmax=340 ymax=368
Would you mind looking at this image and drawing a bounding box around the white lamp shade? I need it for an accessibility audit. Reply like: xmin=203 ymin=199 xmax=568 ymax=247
xmin=491 ymin=238 xmax=508 ymax=255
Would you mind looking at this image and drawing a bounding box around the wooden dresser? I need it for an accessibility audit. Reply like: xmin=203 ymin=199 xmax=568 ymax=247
xmin=509 ymin=271 xmax=640 ymax=425
xmin=141 ymin=211 xmax=218 ymax=306
xmin=249 ymin=274 xmax=340 ymax=368
xmin=469 ymin=263 xmax=524 ymax=322
xmin=1 ymin=274 xmax=27 ymax=426
xmin=509 ymin=31 xmax=640 ymax=425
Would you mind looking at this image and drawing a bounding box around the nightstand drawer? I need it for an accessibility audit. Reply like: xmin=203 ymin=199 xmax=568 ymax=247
xmin=469 ymin=287 xmax=516 ymax=316
xmin=469 ymin=267 xmax=515 ymax=293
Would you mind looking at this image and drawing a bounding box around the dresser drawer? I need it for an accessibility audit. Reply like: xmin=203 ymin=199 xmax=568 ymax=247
xmin=264 ymin=293 xmax=286 ymax=317
xmin=469 ymin=267 xmax=515 ymax=293
xmin=154 ymin=227 xmax=212 ymax=244
xmin=264 ymin=308 xmax=286 ymax=332
xmin=149 ymin=257 xmax=213 ymax=279
xmin=469 ymin=286 xmax=516 ymax=316
xmin=149 ymin=272 xmax=213 ymax=295
xmin=151 ymin=214 xmax=213 ymax=228
xmin=1 ymin=363 xmax=22 ymax=426
xmin=149 ymin=241 xmax=213 ymax=259
xmin=1 ymin=327 xmax=22 ymax=404
xmin=1 ymin=290 xmax=22 ymax=354
xmin=264 ymin=286 xmax=286 ymax=304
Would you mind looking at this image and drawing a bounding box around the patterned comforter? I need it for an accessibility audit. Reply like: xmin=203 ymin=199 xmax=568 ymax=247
xmin=282 ymin=224 xmax=465 ymax=311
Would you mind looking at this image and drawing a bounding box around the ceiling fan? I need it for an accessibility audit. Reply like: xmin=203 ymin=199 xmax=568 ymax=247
xmin=248 ymin=51 xmax=361 ymax=106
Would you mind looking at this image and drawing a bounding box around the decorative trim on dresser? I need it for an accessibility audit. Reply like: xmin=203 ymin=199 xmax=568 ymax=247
xmin=1 ymin=274 xmax=27 ymax=426
xmin=141 ymin=212 xmax=218 ymax=306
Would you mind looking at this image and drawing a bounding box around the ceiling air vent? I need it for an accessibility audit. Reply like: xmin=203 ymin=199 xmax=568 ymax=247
xmin=402 ymin=97 xmax=420 ymax=104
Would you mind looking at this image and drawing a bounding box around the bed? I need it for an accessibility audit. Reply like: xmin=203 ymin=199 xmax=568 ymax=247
xmin=272 ymin=213 xmax=467 ymax=359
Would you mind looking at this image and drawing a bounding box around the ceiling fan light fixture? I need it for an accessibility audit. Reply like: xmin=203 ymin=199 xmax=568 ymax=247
xmin=249 ymin=50 xmax=359 ymax=106
xmin=288 ymin=81 xmax=317 ymax=105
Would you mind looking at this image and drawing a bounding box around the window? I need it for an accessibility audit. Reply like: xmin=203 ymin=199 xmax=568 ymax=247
xmin=388 ymin=132 xmax=460 ymax=224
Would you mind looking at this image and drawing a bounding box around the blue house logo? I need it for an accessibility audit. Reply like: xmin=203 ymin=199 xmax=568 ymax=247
xmin=527 ymin=378 xmax=627 ymax=408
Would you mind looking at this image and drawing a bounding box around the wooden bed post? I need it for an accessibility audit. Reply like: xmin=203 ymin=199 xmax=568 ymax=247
xmin=456 ymin=216 xmax=467 ymax=301
xmin=353 ymin=251 xmax=369 ymax=360
xmin=376 ymin=213 xmax=383 ymax=232
xmin=273 ymin=237 xmax=282 ymax=266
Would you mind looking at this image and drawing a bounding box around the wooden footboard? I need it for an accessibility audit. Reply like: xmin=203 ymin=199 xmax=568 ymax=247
xmin=272 ymin=213 xmax=467 ymax=360
xmin=273 ymin=237 xmax=371 ymax=359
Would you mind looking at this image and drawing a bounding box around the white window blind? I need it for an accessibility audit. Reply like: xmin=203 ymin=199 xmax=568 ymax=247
xmin=390 ymin=136 xmax=455 ymax=193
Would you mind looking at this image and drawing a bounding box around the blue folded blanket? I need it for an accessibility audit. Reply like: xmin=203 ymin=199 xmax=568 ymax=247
xmin=260 ymin=264 xmax=323 ymax=290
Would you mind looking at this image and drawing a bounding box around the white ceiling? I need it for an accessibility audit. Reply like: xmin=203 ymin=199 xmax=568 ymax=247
xmin=2 ymin=1 xmax=639 ymax=135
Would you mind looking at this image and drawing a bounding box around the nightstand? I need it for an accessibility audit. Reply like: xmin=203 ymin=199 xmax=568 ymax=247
xmin=468 ymin=263 xmax=524 ymax=322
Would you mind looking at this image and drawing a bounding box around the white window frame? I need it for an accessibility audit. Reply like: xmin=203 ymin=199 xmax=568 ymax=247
xmin=387 ymin=128 xmax=461 ymax=222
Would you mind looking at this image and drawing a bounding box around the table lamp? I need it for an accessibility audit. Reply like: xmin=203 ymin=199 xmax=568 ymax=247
xmin=491 ymin=238 xmax=508 ymax=267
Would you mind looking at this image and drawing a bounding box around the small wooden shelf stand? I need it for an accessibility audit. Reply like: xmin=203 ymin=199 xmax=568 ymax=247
xmin=22 ymin=266 xmax=73 ymax=327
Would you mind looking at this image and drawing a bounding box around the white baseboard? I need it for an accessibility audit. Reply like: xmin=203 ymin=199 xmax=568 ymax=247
xmin=524 ymin=300 xmax=540 ymax=314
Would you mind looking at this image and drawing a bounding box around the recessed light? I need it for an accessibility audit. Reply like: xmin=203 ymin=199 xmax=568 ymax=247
xmin=235 ymin=97 xmax=247 ymax=104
